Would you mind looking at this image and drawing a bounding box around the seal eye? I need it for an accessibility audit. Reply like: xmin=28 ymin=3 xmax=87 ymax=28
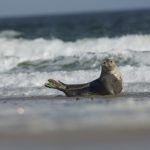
xmin=110 ymin=60 xmax=113 ymax=63
xmin=103 ymin=61 xmax=106 ymax=65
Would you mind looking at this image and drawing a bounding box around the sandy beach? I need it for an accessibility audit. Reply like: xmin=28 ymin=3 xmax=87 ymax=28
xmin=0 ymin=92 xmax=150 ymax=150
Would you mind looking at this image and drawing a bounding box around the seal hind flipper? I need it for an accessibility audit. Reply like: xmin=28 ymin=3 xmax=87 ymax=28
xmin=45 ymin=79 xmax=66 ymax=91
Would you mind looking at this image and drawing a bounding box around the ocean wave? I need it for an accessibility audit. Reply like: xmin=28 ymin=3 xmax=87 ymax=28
xmin=0 ymin=66 xmax=150 ymax=87
xmin=0 ymin=34 xmax=150 ymax=72
xmin=0 ymin=66 xmax=150 ymax=96
xmin=7 ymin=50 xmax=150 ymax=73
xmin=0 ymin=30 xmax=23 ymax=38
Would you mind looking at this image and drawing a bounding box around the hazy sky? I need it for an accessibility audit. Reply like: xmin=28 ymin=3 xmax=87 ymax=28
xmin=0 ymin=0 xmax=150 ymax=17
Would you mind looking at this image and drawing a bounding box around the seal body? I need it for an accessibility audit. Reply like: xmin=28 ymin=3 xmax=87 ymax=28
xmin=45 ymin=58 xmax=123 ymax=96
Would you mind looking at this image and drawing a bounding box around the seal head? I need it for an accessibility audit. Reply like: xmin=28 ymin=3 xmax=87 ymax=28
xmin=101 ymin=58 xmax=122 ymax=80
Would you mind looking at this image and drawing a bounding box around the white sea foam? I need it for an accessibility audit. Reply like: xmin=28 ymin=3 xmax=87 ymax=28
xmin=0 ymin=66 xmax=150 ymax=88
xmin=0 ymin=65 xmax=149 ymax=97
xmin=0 ymin=34 xmax=150 ymax=72
xmin=0 ymin=34 xmax=150 ymax=96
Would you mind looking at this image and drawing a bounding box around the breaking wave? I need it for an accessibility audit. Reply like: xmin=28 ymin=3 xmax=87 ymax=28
xmin=0 ymin=34 xmax=150 ymax=72
xmin=0 ymin=34 xmax=150 ymax=96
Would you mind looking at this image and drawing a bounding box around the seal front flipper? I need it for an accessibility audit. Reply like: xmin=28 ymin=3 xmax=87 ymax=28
xmin=45 ymin=79 xmax=66 ymax=91
xmin=102 ymin=75 xmax=115 ymax=95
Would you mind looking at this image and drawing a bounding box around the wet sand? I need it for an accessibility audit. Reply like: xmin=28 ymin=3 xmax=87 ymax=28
xmin=0 ymin=93 xmax=150 ymax=150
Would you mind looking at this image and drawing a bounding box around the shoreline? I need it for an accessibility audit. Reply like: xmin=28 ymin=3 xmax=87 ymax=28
xmin=0 ymin=91 xmax=150 ymax=100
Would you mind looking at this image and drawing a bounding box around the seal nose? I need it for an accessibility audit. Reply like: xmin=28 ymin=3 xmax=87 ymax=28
xmin=105 ymin=61 xmax=110 ymax=67
xmin=107 ymin=63 xmax=111 ymax=67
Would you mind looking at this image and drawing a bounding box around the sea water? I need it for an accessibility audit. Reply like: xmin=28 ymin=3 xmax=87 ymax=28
xmin=0 ymin=9 xmax=150 ymax=97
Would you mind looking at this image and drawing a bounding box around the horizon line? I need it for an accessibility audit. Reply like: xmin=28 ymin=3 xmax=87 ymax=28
xmin=0 ymin=7 xmax=150 ymax=19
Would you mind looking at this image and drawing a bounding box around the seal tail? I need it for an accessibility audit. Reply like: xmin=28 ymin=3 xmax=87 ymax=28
xmin=45 ymin=79 xmax=66 ymax=91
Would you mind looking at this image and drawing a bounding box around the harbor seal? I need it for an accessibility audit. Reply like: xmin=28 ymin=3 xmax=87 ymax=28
xmin=45 ymin=58 xmax=123 ymax=96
